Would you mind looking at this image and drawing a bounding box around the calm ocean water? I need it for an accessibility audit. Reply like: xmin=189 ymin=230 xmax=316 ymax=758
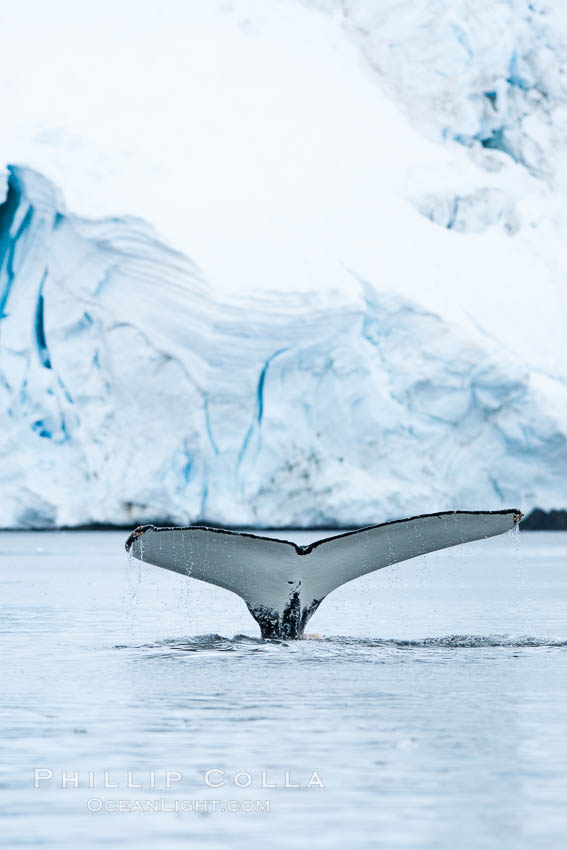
xmin=1 ymin=529 xmax=566 ymax=848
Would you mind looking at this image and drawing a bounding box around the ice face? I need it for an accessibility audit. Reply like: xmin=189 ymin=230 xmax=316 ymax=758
xmin=339 ymin=0 xmax=567 ymax=177
xmin=0 ymin=165 xmax=565 ymax=528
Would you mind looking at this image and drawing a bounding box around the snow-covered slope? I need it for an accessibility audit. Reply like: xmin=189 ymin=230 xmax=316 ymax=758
xmin=1 ymin=165 xmax=565 ymax=527
xmin=339 ymin=0 xmax=567 ymax=177
xmin=0 ymin=0 xmax=565 ymax=526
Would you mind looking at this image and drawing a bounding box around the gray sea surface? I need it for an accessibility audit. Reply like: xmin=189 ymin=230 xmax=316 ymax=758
xmin=1 ymin=529 xmax=566 ymax=848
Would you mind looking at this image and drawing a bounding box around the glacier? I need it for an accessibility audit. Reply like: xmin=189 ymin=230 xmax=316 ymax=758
xmin=339 ymin=0 xmax=567 ymax=177
xmin=1 ymin=0 xmax=567 ymax=526
xmin=0 ymin=164 xmax=565 ymax=528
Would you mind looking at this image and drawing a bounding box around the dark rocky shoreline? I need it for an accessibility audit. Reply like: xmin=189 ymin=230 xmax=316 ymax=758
xmin=520 ymin=509 xmax=567 ymax=531
xmin=1 ymin=509 xmax=567 ymax=532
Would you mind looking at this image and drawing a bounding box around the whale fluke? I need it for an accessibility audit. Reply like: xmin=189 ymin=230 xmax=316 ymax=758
xmin=125 ymin=509 xmax=522 ymax=639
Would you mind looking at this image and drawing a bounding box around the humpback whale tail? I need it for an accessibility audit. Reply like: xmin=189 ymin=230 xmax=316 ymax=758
xmin=125 ymin=509 xmax=522 ymax=639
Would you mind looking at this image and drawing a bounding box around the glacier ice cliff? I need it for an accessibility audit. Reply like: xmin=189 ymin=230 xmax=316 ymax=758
xmin=1 ymin=165 xmax=565 ymax=528
xmin=338 ymin=0 xmax=567 ymax=177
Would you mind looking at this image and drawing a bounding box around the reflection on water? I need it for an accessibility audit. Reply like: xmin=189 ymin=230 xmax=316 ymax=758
xmin=1 ymin=530 xmax=566 ymax=849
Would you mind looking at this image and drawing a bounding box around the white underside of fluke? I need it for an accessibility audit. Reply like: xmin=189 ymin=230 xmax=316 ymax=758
xmin=126 ymin=510 xmax=522 ymax=639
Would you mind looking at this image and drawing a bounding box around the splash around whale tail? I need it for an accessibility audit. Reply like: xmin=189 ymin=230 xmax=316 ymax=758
xmin=125 ymin=509 xmax=522 ymax=639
